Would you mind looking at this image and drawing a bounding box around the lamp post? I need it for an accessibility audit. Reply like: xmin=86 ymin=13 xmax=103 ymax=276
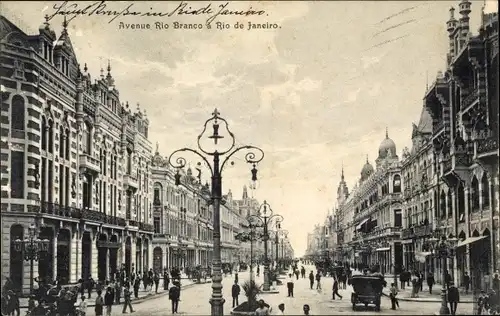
xmin=247 ymin=200 xmax=283 ymax=291
xmin=168 ymin=109 xmax=264 ymax=316
xmin=235 ymin=222 xmax=264 ymax=283
xmin=13 ymin=222 xmax=50 ymax=295
xmin=428 ymin=234 xmax=459 ymax=315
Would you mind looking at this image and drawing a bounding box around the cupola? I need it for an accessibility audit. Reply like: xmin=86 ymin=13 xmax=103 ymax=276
xmin=378 ymin=127 xmax=397 ymax=159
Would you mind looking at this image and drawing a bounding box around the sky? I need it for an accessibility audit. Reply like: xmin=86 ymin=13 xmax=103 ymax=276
xmin=2 ymin=0 xmax=497 ymax=256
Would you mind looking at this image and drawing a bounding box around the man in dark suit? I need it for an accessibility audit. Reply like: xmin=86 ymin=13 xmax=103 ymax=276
xmin=231 ymin=280 xmax=241 ymax=308
xmin=447 ymin=281 xmax=460 ymax=315
xmin=169 ymin=281 xmax=181 ymax=314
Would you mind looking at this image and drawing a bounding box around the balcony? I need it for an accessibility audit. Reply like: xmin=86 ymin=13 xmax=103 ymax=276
xmin=79 ymin=154 xmax=100 ymax=175
xmin=123 ymin=174 xmax=138 ymax=192
xmin=461 ymin=88 xmax=478 ymax=110
xmin=433 ymin=121 xmax=444 ymax=134
xmin=413 ymin=224 xmax=433 ymax=237
xmin=475 ymin=137 xmax=498 ymax=160
xmin=37 ymin=202 xmax=81 ymax=219
xmin=139 ymin=222 xmax=154 ymax=232
xmin=401 ymin=227 xmax=414 ymax=240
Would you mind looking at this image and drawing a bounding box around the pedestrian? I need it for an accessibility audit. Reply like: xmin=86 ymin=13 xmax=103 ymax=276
xmin=122 ymin=283 xmax=134 ymax=314
xmin=78 ymin=295 xmax=88 ymax=316
xmin=332 ymin=278 xmax=342 ymax=300
xmin=133 ymin=277 xmax=140 ymax=299
xmin=444 ymin=270 xmax=452 ymax=290
xmin=309 ymin=271 xmax=315 ymax=289
xmin=104 ymin=287 xmax=114 ymax=316
xmin=278 ymin=303 xmax=285 ymax=315
xmin=169 ymin=281 xmax=181 ymax=314
xmin=114 ymin=280 xmax=122 ymax=305
xmin=301 ymin=266 xmax=306 ymax=278
xmin=154 ymin=273 xmax=160 ymax=294
xmin=463 ymin=272 xmax=470 ymax=295
xmin=315 ymin=271 xmax=322 ymax=290
xmin=399 ymin=269 xmax=406 ymax=290
xmin=303 ymin=304 xmax=311 ymax=315
xmin=295 ymin=269 xmax=300 ymax=280
xmin=427 ymin=272 xmax=435 ymax=294
xmin=95 ymin=290 xmax=104 ymax=316
xmin=287 ymin=274 xmax=294 ymax=297
xmin=257 ymin=265 xmax=260 ymax=277
xmin=163 ymin=269 xmax=170 ymax=291
xmin=389 ymin=283 xmax=399 ymax=310
xmin=86 ymin=275 xmax=95 ymax=299
xmin=448 ymin=281 xmax=459 ymax=315
xmin=231 ymin=280 xmax=240 ymax=308
xmin=254 ymin=299 xmax=271 ymax=315
xmin=417 ymin=271 xmax=423 ymax=292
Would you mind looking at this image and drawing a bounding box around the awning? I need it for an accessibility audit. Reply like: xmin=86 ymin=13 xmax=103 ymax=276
xmin=415 ymin=251 xmax=432 ymax=263
xmin=457 ymin=235 xmax=488 ymax=247
xmin=376 ymin=247 xmax=390 ymax=252
xmin=356 ymin=218 xmax=369 ymax=230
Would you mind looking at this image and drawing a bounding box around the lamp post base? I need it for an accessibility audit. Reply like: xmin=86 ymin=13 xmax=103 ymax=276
xmin=438 ymin=287 xmax=450 ymax=315
xmin=209 ymin=297 xmax=225 ymax=316
xmin=263 ymin=264 xmax=270 ymax=291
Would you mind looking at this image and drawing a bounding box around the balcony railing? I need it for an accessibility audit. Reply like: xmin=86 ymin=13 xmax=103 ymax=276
xmin=461 ymin=88 xmax=478 ymax=109
xmin=401 ymin=227 xmax=414 ymax=239
xmin=476 ymin=138 xmax=498 ymax=155
xmin=35 ymin=202 xmax=127 ymax=226
xmin=442 ymin=158 xmax=452 ymax=174
xmin=79 ymin=154 xmax=100 ymax=174
xmin=123 ymin=174 xmax=139 ymax=191
xmin=139 ymin=222 xmax=154 ymax=232
xmin=413 ymin=224 xmax=433 ymax=237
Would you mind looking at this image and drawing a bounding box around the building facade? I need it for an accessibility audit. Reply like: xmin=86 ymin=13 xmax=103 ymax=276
xmin=150 ymin=148 xmax=214 ymax=272
xmin=1 ymin=16 xmax=154 ymax=293
xmin=400 ymin=106 xmax=436 ymax=277
xmin=423 ymin=2 xmax=498 ymax=289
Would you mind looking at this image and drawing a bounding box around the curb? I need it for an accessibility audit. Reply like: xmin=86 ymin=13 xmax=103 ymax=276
xmin=381 ymin=292 xmax=474 ymax=303
xmin=19 ymin=282 xmax=199 ymax=309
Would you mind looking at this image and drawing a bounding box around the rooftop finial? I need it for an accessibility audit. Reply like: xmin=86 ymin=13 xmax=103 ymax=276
xmin=155 ymin=142 xmax=159 ymax=154
xmin=44 ymin=14 xmax=50 ymax=27
xmin=450 ymin=7 xmax=456 ymax=18
xmin=107 ymin=59 xmax=111 ymax=74
xmin=385 ymin=127 xmax=389 ymax=138
xmin=84 ymin=63 xmax=88 ymax=73
xmin=62 ymin=15 xmax=68 ymax=33
xmin=341 ymin=162 xmax=345 ymax=181
xmin=136 ymin=102 xmax=140 ymax=112
xmin=366 ymin=154 xmax=369 ymax=163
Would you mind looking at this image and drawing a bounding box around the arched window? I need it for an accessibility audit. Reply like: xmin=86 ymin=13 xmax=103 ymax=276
xmin=41 ymin=117 xmax=47 ymax=150
xmin=11 ymin=96 xmax=25 ymax=138
xmin=457 ymin=184 xmax=465 ymax=222
xmin=447 ymin=190 xmax=452 ymax=216
xmin=81 ymin=122 xmax=91 ymax=155
xmin=393 ymin=175 xmax=401 ymax=193
xmin=471 ymin=176 xmax=479 ymax=211
xmin=48 ymin=120 xmax=54 ymax=154
xmin=481 ymin=173 xmax=490 ymax=208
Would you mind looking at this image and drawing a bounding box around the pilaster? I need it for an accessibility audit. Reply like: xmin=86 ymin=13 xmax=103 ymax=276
xmin=52 ymin=235 xmax=58 ymax=279
xmin=71 ymin=233 xmax=81 ymax=283
xmin=91 ymin=236 xmax=98 ymax=278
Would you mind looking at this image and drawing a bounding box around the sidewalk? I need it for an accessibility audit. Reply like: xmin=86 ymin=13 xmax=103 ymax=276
xmin=382 ymin=282 xmax=475 ymax=303
xmin=19 ymin=277 xmax=198 ymax=308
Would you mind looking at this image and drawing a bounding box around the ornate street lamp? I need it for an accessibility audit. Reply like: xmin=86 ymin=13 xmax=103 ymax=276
xmin=428 ymin=235 xmax=459 ymax=315
xmin=235 ymin=222 xmax=264 ymax=283
xmin=168 ymin=109 xmax=264 ymax=316
xmin=13 ymin=222 xmax=50 ymax=294
xmin=247 ymin=200 xmax=283 ymax=291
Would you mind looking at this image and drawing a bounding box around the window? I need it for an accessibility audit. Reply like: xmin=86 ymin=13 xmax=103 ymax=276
xmin=393 ymin=175 xmax=401 ymax=193
xmin=48 ymin=161 xmax=53 ymax=202
xmin=82 ymin=174 xmax=91 ymax=209
xmin=154 ymin=217 xmax=160 ymax=233
xmin=65 ymin=130 xmax=70 ymax=160
xmin=48 ymin=120 xmax=54 ymax=154
xmin=471 ymin=176 xmax=479 ymax=210
xmin=154 ymin=188 xmax=160 ymax=205
xmin=481 ymin=174 xmax=490 ymax=208
xmin=82 ymin=122 xmax=91 ymax=155
xmin=41 ymin=118 xmax=47 ymax=150
xmin=440 ymin=191 xmax=446 ymax=218
xmin=59 ymin=127 xmax=65 ymax=157
xmin=10 ymin=151 xmax=24 ymax=198
xmin=11 ymin=95 xmax=25 ymax=138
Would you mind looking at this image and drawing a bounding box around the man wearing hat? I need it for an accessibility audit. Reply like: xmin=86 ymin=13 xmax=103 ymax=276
xmin=447 ymin=281 xmax=459 ymax=315
xmin=169 ymin=281 xmax=181 ymax=314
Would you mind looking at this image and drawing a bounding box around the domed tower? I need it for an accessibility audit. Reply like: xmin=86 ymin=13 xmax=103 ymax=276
xmin=336 ymin=164 xmax=349 ymax=205
xmin=376 ymin=128 xmax=398 ymax=167
xmin=360 ymin=155 xmax=374 ymax=182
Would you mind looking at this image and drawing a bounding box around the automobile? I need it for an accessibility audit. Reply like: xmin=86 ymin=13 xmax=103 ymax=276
xmin=350 ymin=275 xmax=385 ymax=311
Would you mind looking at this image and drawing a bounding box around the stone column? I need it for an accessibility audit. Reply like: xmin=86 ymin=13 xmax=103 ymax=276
xmin=464 ymin=187 xmax=471 ymax=277
xmin=106 ymin=248 xmax=110 ymax=281
xmin=91 ymin=234 xmax=98 ymax=278
xmin=71 ymin=232 xmax=81 ymax=283
xmin=53 ymin=233 xmax=58 ymax=280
